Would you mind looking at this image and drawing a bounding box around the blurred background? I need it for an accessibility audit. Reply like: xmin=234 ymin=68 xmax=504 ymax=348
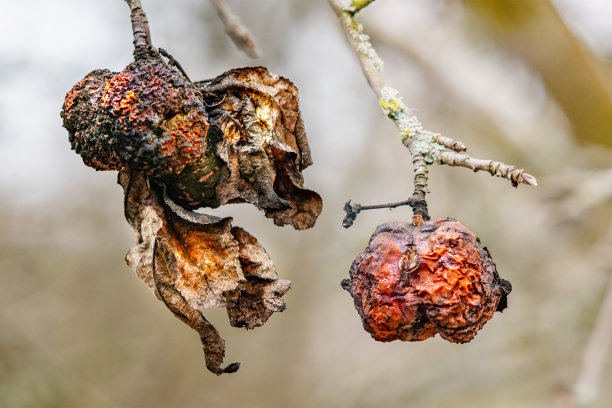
xmin=1 ymin=0 xmax=612 ymax=406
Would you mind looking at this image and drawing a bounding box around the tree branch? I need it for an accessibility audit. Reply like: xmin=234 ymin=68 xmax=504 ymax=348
xmin=328 ymin=0 xmax=537 ymax=224
xmin=210 ymin=0 xmax=259 ymax=58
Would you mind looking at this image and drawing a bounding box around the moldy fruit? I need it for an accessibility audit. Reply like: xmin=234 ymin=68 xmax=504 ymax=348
xmin=62 ymin=58 xmax=209 ymax=176
xmin=342 ymin=217 xmax=511 ymax=343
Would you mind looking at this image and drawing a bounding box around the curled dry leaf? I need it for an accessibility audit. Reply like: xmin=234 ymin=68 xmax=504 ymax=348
xmin=164 ymin=66 xmax=322 ymax=230
xmin=228 ymin=227 xmax=291 ymax=329
xmin=343 ymin=218 xmax=511 ymax=343
xmin=119 ymin=168 xmax=290 ymax=374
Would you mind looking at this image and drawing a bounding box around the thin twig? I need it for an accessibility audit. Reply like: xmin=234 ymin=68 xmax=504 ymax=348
xmin=342 ymin=198 xmax=417 ymax=228
xmin=210 ymin=0 xmax=259 ymax=58
xmin=437 ymin=151 xmax=538 ymax=187
xmin=159 ymin=48 xmax=191 ymax=81
xmin=125 ymin=0 xmax=156 ymax=58
xmin=573 ymin=273 xmax=612 ymax=406
xmin=328 ymin=0 xmax=537 ymax=225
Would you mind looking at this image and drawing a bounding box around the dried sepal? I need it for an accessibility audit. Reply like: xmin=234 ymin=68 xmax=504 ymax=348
xmin=343 ymin=218 xmax=511 ymax=343
xmin=119 ymin=168 xmax=290 ymax=374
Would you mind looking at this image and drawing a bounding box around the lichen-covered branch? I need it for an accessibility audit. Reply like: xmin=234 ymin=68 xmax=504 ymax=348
xmin=210 ymin=0 xmax=259 ymax=58
xmin=125 ymin=0 xmax=156 ymax=58
xmin=436 ymin=152 xmax=537 ymax=187
xmin=328 ymin=0 xmax=536 ymax=223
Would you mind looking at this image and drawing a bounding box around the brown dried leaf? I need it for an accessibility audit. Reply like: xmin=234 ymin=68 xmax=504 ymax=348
xmin=194 ymin=67 xmax=322 ymax=230
xmin=121 ymin=169 xmax=245 ymax=309
xmin=228 ymin=227 xmax=291 ymax=329
xmin=119 ymin=168 xmax=289 ymax=374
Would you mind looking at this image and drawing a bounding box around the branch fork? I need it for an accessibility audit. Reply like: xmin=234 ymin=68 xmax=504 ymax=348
xmin=329 ymin=0 xmax=536 ymax=226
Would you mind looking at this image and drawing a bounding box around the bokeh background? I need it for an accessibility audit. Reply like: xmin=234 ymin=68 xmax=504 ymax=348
xmin=2 ymin=0 xmax=612 ymax=407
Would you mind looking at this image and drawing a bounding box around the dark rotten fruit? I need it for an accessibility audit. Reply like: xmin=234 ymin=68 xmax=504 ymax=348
xmin=343 ymin=217 xmax=511 ymax=343
xmin=62 ymin=58 xmax=209 ymax=176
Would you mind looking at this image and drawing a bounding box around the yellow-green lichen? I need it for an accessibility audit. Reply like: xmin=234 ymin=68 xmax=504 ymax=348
xmin=342 ymin=0 xmax=377 ymax=13
xmin=379 ymin=86 xmax=446 ymax=162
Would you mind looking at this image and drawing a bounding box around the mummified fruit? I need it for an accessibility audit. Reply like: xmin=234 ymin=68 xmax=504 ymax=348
xmin=62 ymin=58 xmax=209 ymax=176
xmin=342 ymin=217 xmax=511 ymax=343
xmin=62 ymin=59 xmax=322 ymax=230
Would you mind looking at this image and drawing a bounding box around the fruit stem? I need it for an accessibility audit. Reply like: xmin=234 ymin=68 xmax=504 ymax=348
xmin=125 ymin=0 xmax=156 ymax=58
xmin=342 ymin=196 xmax=428 ymax=228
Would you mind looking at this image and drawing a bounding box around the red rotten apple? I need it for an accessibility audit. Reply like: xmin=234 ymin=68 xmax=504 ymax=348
xmin=342 ymin=216 xmax=511 ymax=343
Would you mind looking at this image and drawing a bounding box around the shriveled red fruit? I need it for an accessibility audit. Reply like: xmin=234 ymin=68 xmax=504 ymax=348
xmin=342 ymin=217 xmax=511 ymax=343
xmin=62 ymin=58 xmax=209 ymax=176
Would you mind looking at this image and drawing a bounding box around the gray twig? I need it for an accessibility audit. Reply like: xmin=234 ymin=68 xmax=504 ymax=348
xmin=342 ymin=198 xmax=419 ymax=228
xmin=210 ymin=0 xmax=259 ymax=58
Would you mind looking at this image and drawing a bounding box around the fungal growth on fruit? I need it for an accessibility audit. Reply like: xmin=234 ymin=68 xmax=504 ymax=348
xmin=60 ymin=0 xmax=320 ymax=375
xmin=342 ymin=216 xmax=511 ymax=343
xmin=62 ymin=59 xmax=209 ymax=176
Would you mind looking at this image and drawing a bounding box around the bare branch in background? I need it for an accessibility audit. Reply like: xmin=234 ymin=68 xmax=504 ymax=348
xmin=544 ymin=168 xmax=612 ymax=222
xmin=463 ymin=0 xmax=612 ymax=149
xmin=329 ymin=0 xmax=536 ymax=224
xmin=210 ymin=0 xmax=259 ymax=58
xmin=573 ymin=273 xmax=612 ymax=406
xmin=342 ymin=198 xmax=419 ymax=228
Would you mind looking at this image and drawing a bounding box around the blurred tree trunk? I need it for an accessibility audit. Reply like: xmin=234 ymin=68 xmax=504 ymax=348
xmin=464 ymin=0 xmax=612 ymax=149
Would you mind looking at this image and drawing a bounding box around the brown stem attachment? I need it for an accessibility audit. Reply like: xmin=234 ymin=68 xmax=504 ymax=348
xmin=125 ymin=0 xmax=156 ymax=58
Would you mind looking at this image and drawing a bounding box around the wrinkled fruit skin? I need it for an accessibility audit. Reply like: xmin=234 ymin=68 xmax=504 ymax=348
xmin=343 ymin=218 xmax=511 ymax=343
xmin=62 ymin=58 xmax=209 ymax=176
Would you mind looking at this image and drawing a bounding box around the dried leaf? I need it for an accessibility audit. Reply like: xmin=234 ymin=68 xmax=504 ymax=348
xmin=228 ymin=227 xmax=291 ymax=329
xmin=119 ymin=168 xmax=290 ymax=374
xmin=189 ymin=66 xmax=322 ymax=230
